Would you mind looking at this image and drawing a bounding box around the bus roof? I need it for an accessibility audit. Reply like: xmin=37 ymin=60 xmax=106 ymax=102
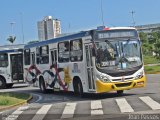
xmin=0 ymin=44 xmax=25 ymax=50
xmin=24 ymin=27 xmax=137 ymax=49
xmin=108 ymin=27 xmax=136 ymax=30
xmin=0 ymin=44 xmax=25 ymax=53
xmin=0 ymin=49 xmax=23 ymax=53
xmin=24 ymin=31 xmax=89 ymax=49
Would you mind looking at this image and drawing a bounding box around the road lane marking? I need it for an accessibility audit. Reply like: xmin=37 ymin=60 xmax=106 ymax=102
xmin=91 ymin=100 xmax=103 ymax=115
xmin=30 ymin=93 xmax=43 ymax=103
xmin=61 ymin=103 xmax=77 ymax=119
xmin=140 ymin=96 xmax=160 ymax=110
xmin=31 ymin=104 xmax=52 ymax=120
xmin=116 ymin=98 xmax=134 ymax=113
xmin=5 ymin=106 xmax=29 ymax=120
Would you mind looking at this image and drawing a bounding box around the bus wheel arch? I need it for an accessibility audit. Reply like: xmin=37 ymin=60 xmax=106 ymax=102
xmin=73 ymin=76 xmax=84 ymax=97
xmin=0 ymin=76 xmax=6 ymax=89
xmin=39 ymin=76 xmax=47 ymax=93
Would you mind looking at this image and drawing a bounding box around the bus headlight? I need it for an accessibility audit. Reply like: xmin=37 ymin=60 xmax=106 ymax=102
xmin=135 ymin=71 xmax=144 ymax=80
xmin=96 ymin=74 xmax=111 ymax=83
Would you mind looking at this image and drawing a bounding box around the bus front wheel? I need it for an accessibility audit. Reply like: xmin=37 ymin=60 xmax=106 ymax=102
xmin=73 ymin=79 xmax=83 ymax=97
xmin=0 ymin=77 xmax=6 ymax=89
xmin=117 ymin=90 xmax=124 ymax=95
xmin=39 ymin=77 xmax=47 ymax=93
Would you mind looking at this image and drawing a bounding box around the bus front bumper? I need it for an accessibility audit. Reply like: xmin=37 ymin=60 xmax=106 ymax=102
xmin=96 ymin=76 xmax=146 ymax=93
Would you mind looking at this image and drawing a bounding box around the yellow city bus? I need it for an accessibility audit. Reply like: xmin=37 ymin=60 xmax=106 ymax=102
xmin=24 ymin=27 xmax=146 ymax=96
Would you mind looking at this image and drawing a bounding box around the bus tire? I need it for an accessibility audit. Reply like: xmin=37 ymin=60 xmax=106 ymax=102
xmin=73 ymin=78 xmax=83 ymax=97
xmin=0 ymin=77 xmax=6 ymax=89
xmin=6 ymin=83 xmax=14 ymax=88
xmin=117 ymin=90 xmax=124 ymax=95
xmin=39 ymin=77 xmax=47 ymax=93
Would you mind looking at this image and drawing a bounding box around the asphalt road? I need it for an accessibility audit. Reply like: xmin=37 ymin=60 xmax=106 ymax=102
xmin=1 ymin=74 xmax=160 ymax=120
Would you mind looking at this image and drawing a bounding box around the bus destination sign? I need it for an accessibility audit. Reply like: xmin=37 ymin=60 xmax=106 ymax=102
xmin=98 ymin=30 xmax=137 ymax=39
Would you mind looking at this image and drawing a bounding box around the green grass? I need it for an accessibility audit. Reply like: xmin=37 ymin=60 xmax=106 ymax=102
xmin=0 ymin=92 xmax=30 ymax=106
xmin=144 ymin=65 xmax=160 ymax=74
xmin=143 ymin=55 xmax=160 ymax=65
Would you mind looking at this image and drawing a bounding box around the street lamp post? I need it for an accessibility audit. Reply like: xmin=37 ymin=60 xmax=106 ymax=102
xmin=130 ymin=11 xmax=136 ymax=27
xmin=10 ymin=22 xmax=16 ymax=36
xmin=20 ymin=12 xmax=25 ymax=44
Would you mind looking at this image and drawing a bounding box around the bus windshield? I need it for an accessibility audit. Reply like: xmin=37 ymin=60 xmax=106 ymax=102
xmin=95 ymin=39 xmax=142 ymax=70
xmin=0 ymin=53 xmax=8 ymax=67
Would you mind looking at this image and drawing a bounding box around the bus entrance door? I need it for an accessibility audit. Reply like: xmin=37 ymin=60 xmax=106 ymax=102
xmin=10 ymin=54 xmax=24 ymax=82
xmin=85 ymin=44 xmax=95 ymax=91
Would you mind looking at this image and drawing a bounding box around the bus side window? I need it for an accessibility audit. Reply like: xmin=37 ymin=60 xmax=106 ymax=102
xmin=24 ymin=49 xmax=30 ymax=65
xmin=0 ymin=53 xmax=8 ymax=67
xmin=36 ymin=47 xmax=40 ymax=64
xmin=31 ymin=53 xmax=35 ymax=65
xmin=58 ymin=41 xmax=70 ymax=63
xmin=51 ymin=50 xmax=57 ymax=65
xmin=39 ymin=45 xmax=49 ymax=64
xmin=70 ymin=39 xmax=83 ymax=62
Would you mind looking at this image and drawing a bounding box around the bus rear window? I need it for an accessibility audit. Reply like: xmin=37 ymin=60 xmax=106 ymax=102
xmin=0 ymin=53 xmax=8 ymax=67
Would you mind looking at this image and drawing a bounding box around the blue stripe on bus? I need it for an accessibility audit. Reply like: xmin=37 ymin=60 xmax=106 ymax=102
xmin=24 ymin=31 xmax=89 ymax=49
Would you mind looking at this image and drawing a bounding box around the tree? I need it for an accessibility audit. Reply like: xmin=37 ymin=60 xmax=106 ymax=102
xmin=139 ymin=32 xmax=153 ymax=55
xmin=151 ymin=31 xmax=160 ymax=58
xmin=7 ymin=36 xmax=16 ymax=44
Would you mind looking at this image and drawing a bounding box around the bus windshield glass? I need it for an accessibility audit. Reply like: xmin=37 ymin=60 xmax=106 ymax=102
xmin=0 ymin=53 xmax=8 ymax=67
xmin=95 ymin=39 xmax=142 ymax=70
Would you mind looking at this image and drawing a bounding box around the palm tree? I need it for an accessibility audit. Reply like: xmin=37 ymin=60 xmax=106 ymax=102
xmin=7 ymin=36 xmax=16 ymax=44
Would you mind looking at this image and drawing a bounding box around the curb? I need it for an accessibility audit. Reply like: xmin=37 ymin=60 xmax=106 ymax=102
xmin=0 ymin=93 xmax=32 ymax=112
xmin=145 ymin=72 xmax=160 ymax=74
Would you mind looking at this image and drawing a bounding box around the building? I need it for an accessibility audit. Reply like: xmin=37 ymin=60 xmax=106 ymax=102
xmin=136 ymin=23 xmax=160 ymax=33
xmin=37 ymin=16 xmax=61 ymax=41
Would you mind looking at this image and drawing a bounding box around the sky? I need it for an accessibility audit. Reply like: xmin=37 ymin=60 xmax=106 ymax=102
xmin=0 ymin=0 xmax=160 ymax=45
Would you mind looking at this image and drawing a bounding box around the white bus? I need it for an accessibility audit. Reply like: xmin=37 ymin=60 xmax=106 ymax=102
xmin=24 ymin=27 xmax=146 ymax=96
xmin=0 ymin=44 xmax=25 ymax=89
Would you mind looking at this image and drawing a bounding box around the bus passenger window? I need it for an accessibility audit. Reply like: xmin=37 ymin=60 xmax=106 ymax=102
xmin=70 ymin=39 xmax=83 ymax=62
xmin=58 ymin=41 xmax=70 ymax=62
xmin=0 ymin=53 xmax=8 ymax=67
xmin=36 ymin=47 xmax=40 ymax=64
xmin=24 ymin=49 xmax=30 ymax=65
xmin=39 ymin=45 xmax=49 ymax=64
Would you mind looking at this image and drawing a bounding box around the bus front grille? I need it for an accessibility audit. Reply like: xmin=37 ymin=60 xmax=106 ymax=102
xmin=115 ymin=82 xmax=132 ymax=88
xmin=112 ymin=77 xmax=134 ymax=82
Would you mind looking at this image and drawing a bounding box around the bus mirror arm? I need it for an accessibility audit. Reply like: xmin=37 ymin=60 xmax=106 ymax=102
xmin=92 ymin=48 xmax=96 ymax=57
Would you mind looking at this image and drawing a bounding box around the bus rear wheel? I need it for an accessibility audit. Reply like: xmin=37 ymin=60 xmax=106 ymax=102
xmin=39 ymin=77 xmax=47 ymax=93
xmin=73 ymin=79 xmax=83 ymax=97
xmin=0 ymin=77 xmax=6 ymax=89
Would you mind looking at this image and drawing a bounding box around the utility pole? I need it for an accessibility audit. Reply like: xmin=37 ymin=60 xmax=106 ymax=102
xmin=130 ymin=11 xmax=136 ymax=27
